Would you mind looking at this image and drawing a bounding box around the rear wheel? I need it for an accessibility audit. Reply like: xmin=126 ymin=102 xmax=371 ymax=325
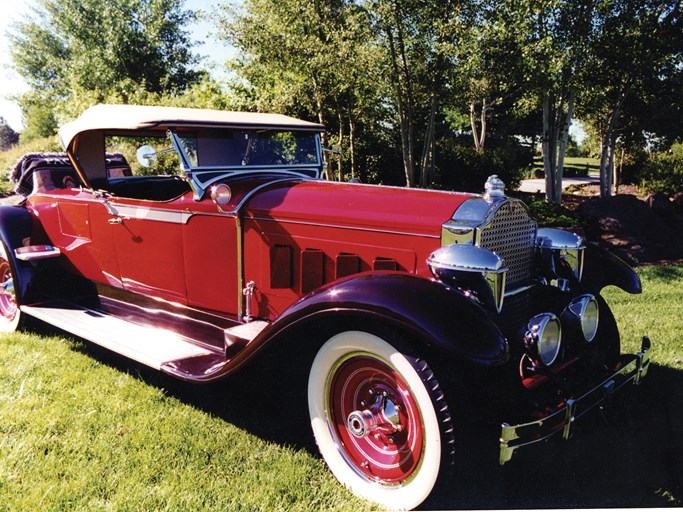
xmin=308 ymin=330 xmax=454 ymax=510
xmin=0 ymin=243 xmax=22 ymax=332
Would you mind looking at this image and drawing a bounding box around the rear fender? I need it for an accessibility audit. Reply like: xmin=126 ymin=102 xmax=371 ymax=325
xmin=583 ymin=243 xmax=641 ymax=294
xmin=0 ymin=206 xmax=35 ymax=301
xmin=265 ymin=272 xmax=509 ymax=366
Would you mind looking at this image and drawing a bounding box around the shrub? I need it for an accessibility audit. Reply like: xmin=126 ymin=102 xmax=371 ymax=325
xmin=639 ymin=143 xmax=683 ymax=196
xmin=523 ymin=196 xmax=584 ymax=229
xmin=434 ymin=137 xmax=533 ymax=193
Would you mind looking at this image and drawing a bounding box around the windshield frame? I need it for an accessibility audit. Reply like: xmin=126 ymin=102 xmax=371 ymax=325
xmin=168 ymin=129 xmax=323 ymax=200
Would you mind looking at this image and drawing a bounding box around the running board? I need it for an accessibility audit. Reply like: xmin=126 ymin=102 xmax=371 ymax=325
xmin=21 ymin=302 xmax=220 ymax=371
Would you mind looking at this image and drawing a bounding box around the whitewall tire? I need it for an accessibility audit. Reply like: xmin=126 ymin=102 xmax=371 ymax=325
xmin=308 ymin=330 xmax=453 ymax=510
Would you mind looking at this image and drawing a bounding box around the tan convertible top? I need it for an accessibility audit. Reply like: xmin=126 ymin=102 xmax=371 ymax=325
xmin=59 ymin=104 xmax=325 ymax=150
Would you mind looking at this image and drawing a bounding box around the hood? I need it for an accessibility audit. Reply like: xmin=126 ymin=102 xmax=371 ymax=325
xmin=245 ymin=180 xmax=475 ymax=237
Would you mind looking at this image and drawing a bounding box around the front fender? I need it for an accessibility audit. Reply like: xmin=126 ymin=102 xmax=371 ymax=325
xmin=0 ymin=205 xmax=34 ymax=302
xmin=265 ymin=272 xmax=509 ymax=366
xmin=583 ymin=243 xmax=641 ymax=294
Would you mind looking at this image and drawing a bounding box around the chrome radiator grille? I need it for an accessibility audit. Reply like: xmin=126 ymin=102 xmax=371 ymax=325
xmin=478 ymin=200 xmax=537 ymax=289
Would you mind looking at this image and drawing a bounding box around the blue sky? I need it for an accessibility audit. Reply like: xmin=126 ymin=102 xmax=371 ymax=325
xmin=0 ymin=0 xmax=234 ymax=131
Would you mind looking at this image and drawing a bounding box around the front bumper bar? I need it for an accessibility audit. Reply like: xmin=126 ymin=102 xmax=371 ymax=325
xmin=499 ymin=336 xmax=652 ymax=465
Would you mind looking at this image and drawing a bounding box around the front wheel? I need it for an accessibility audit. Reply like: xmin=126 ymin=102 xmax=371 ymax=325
xmin=308 ymin=331 xmax=454 ymax=510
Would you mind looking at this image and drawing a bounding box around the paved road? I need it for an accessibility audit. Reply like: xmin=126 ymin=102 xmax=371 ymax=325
xmin=517 ymin=176 xmax=598 ymax=194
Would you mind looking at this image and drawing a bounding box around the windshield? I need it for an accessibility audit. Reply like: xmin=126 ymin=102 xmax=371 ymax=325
xmin=176 ymin=129 xmax=320 ymax=169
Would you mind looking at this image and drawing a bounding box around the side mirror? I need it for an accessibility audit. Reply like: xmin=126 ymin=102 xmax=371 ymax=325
xmin=136 ymin=145 xmax=157 ymax=167
xmin=136 ymin=145 xmax=177 ymax=168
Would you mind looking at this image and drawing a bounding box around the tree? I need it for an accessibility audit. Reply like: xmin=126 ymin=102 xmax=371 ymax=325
xmin=0 ymin=117 xmax=20 ymax=150
xmin=218 ymin=0 xmax=385 ymax=181
xmin=448 ymin=0 xmax=530 ymax=154
xmin=8 ymin=0 xmax=200 ymax=128
xmin=578 ymin=0 xmax=682 ymax=197
xmin=501 ymin=0 xmax=596 ymax=204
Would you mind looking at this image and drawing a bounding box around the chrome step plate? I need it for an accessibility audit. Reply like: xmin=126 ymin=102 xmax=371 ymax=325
xmin=21 ymin=302 xmax=216 ymax=370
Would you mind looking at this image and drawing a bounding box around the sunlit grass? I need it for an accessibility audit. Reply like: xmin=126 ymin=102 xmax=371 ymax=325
xmin=0 ymin=331 xmax=373 ymax=511
xmin=0 ymin=265 xmax=680 ymax=509
xmin=604 ymin=264 xmax=683 ymax=366
xmin=531 ymin=156 xmax=601 ymax=178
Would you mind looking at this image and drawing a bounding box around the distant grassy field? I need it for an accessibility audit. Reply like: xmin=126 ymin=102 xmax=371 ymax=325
xmin=531 ymin=156 xmax=601 ymax=178
xmin=1 ymin=265 xmax=681 ymax=510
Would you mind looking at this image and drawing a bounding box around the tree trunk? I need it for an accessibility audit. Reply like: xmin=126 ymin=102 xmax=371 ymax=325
xmin=542 ymin=92 xmax=559 ymax=204
xmin=349 ymin=114 xmax=356 ymax=180
xmin=337 ymin=110 xmax=344 ymax=181
xmin=555 ymin=88 xmax=576 ymax=202
xmin=599 ymin=99 xmax=623 ymax=198
xmin=386 ymin=24 xmax=414 ymax=187
xmin=469 ymin=99 xmax=488 ymax=153
xmin=420 ymin=91 xmax=437 ymax=187
xmin=616 ymin=147 xmax=624 ymax=194
xmin=313 ymin=78 xmax=330 ymax=178
xmin=479 ymin=98 xmax=487 ymax=150
xmin=470 ymin=103 xmax=481 ymax=152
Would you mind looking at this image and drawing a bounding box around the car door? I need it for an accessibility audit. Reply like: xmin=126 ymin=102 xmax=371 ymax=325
xmin=28 ymin=187 xmax=123 ymax=289
xmin=105 ymin=197 xmax=189 ymax=305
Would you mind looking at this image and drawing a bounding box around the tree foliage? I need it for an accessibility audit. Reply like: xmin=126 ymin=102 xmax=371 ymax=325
xmin=0 ymin=118 xmax=20 ymax=150
xmin=9 ymin=0 xmax=201 ymax=132
xmin=578 ymin=0 xmax=682 ymax=197
xmin=8 ymin=0 xmax=683 ymax=198
xmin=220 ymin=0 xmax=682 ymax=196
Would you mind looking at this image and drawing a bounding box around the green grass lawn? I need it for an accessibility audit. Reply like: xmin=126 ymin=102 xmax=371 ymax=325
xmin=531 ymin=156 xmax=601 ymax=178
xmin=1 ymin=265 xmax=681 ymax=510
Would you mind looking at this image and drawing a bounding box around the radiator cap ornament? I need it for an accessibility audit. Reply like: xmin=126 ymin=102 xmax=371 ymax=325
xmin=484 ymin=175 xmax=506 ymax=200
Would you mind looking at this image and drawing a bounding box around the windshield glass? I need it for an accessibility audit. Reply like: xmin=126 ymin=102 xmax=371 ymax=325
xmin=177 ymin=129 xmax=320 ymax=169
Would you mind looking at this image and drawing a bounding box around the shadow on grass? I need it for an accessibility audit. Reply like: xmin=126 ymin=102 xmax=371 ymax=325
xmin=34 ymin=321 xmax=682 ymax=509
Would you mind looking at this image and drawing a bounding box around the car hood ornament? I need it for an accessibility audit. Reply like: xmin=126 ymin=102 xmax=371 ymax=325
xmin=484 ymin=175 xmax=506 ymax=201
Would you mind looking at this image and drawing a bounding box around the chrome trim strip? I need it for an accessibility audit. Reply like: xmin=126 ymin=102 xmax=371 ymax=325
xmin=236 ymin=213 xmax=244 ymax=321
xmin=249 ymin=216 xmax=441 ymax=239
xmin=504 ymin=283 xmax=535 ymax=298
xmin=107 ymin=204 xmax=193 ymax=224
xmin=499 ymin=336 xmax=652 ymax=465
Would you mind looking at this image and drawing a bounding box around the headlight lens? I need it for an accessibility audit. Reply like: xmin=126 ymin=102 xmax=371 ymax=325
xmin=527 ymin=313 xmax=562 ymax=366
xmin=568 ymin=294 xmax=599 ymax=342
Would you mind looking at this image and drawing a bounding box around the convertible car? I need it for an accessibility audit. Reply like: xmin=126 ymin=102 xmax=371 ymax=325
xmin=1 ymin=104 xmax=651 ymax=509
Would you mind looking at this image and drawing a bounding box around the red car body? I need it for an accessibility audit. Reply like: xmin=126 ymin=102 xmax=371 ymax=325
xmin=0 ymin=104 xmax=651 ymax=509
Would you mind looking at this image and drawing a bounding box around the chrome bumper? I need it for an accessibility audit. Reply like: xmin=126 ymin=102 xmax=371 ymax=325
xmin=499 ymin=336 xmax=652 ymax=465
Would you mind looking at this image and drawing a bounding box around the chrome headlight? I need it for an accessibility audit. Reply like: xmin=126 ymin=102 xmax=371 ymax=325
xmin=525 ymin=313 xmax=562 ymax=366
xmin=567 ymin=294 xmax=599 ymax=342
xmin=536 ymin=228 xmax=585 ymax=282
xmin=427 ymin=244 xmax=507 ymax=312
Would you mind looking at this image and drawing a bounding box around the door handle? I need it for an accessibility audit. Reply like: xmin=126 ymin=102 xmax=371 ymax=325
xmin=108 ymin=217 xmax=123 ymax=225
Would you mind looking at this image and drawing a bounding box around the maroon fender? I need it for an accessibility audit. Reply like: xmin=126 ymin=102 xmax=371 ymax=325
xmin=583 ymin=243 xmax=642 ymax=294
xmin=0 ymin=206 xmax=36 ymax=301
xmin=261 ymin=272 xmax=509 ymax=366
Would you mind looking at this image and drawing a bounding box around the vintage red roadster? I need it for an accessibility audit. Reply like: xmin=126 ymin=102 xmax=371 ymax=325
xmin=2 ymin=104 xmax=651 ymax=509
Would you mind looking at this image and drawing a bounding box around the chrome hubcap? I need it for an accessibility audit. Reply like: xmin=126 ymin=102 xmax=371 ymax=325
xmin=346 ymin=392 xmax=403 ymax=439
